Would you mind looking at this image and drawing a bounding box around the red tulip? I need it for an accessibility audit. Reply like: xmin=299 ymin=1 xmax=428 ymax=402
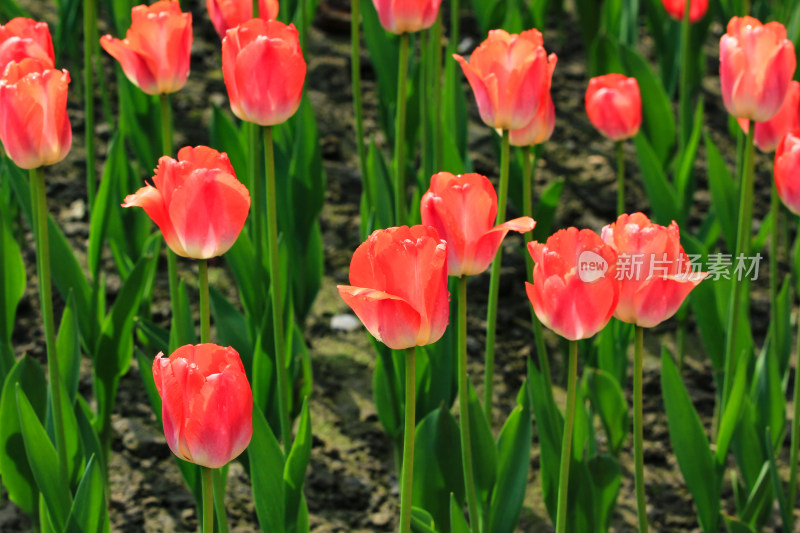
xmin=153 ymin=344 xmax=253 ymax=469
xmin=0 ymin=17 xmax=54 ymax=73
xmin=371 ymin=0 xmax=442 ymax=34
xmin=526 ymin=228 xmax=619 ymax=341
xmin=222 ymin=19 xmax=305 ymax=127
xmin=738 ymin=80 xmax=800 ymax=153
xmin=206 ymin=0 xmax=279 ymax=40
xmin=454 ymin=29 xmax=557 ymax=130
xmin=585 ymin=74 xmax=642 ymax=141
xmin=421 ymin=172 xmax=535 ymax=276
xmin=601 ymin=213 xmax=706 ymax=328
xmin=774 ymin=130 xmax=800 ymax=215
xmin=510 ymin=90 xmax=555 ymax=146
xmin=0 ymin=58 xmax=71 ymax=169
xmin=338 ymin=225 xmax=450 ymax=350
xmin=123 ymin=145 xmax=250 ymax=259
xmin=661 ymin=0 xmax=708 ymax=23
xmin=100 ymin=0 xmax=192 ymax=95
xmin=720 ymin=16 xmax=796 ymax=122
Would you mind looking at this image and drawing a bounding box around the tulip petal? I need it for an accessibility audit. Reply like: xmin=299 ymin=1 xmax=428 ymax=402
xmin=337 ymin=285 xmax=422 ymax=350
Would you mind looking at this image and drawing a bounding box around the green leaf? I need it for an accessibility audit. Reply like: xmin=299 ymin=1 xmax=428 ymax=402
xmin=751 ymin=343 xmax=785 ymax=453
xmin=410 ymin=506 xmax=438 ymax=533
xmin=284 ymin=399 xmax=311 ymax=531
xmin=210 ymin=105 xmax=247 ymax=182
xmin=704 ymin=131 xmax=737 ymax=252
xmin=0 ymin=205 xmax=25 ymax=377
xmin=531 ymin=178 xmax=565 ymax=244
xmin=716 ymin=349 xmax=748 ymax=466
xmin=57 ymin=291 xmax=81 ymax=402
xmin=675 ymin=99 xmax=704 ymax=221
xmin=65 ymin=455 xmax=109 ymax=533
xmin=250 ymin=406 xmax=285 ymax=533
xmin=587 ymin=454 xmax=622 ymax=531
xmin=633 ymin=134 xmax=679 ymax=225
xmin=449 ymin=493 xmax=471 ymax=533
xmin=584 ymin=369 xmax=629 ymax=456
xmin=661 ymin=348 xmax=720 ymax=533
xmin=467 ymin=383 xmax=497 ymax=504
xmin=210 ymin=287 xmax=253 ymax=357
xmin=527 ymin=359 xmax=562 ymax=521
xmin=88 ymin=132 xmax=126 ymax=279
xmin=765 ymin=427 xmax=791 ymax=530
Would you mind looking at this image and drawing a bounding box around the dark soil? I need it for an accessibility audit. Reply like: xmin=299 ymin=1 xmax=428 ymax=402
xmin=0 ymin=1 xmax=794 ymax=532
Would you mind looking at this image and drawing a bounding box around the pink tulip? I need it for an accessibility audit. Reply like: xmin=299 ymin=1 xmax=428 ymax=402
xmin=601 ymin=213 xmax=706 ymax=328
xmin=585 ymin=74 xmax=642 ymax=141
xmin=421 ymin=172 xmax=535 ymax=276
xmin=720 ymin=16 xmax=796 ymax=122
xmin=153 ymin=344 xmax=253 ymax=469
xmin=371 ymin=0 xmax=442 ymax=34
xmin=454 ymin=29 xmax=557 ymax=130
xmin=0 ymin=17 xmax=54 ymax=73
xmin=774 ymin=130 xmax=800 ymax=215
xmin=738 ymin=80 xmax=800 ymax=153
xmin=100 ymin=0 xmax=192 ymax=95
xmin=123 ymin=145 xmax=250 ymax=259
xmin=0 ymin=58 xmax=71 ymax=169
xmin=338 ymin=225 xmax=450 ymax=350
xmin=526 ymin=228 xmax=619 ymax=340
xmin=206 ymin=0 xmax=279 ymax=40
xmin=510 ymin=90 xmax=555 ymax=146
xmin=661 ymin=0 xmax=708 ymax=23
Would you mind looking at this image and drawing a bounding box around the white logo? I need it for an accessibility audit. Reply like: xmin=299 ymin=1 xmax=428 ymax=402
xmin=578 ymin=251 xmax=608 ymax=283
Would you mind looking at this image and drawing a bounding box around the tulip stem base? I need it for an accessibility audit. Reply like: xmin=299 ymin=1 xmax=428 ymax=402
xmin=199 ymin=260 xmax=210 ymax=344
xmin=264 ymin=126 xmax=292 ymax=452
xmin=30 ymin=166 xmax=69 ymax=490
xmin=555 ymin=340 xmax=578 ymax=533
xmin=399 ymin=347 xmax=416 ymax=533
xmin=201 ymin=467 xmax=214 ymax=533
xmin=458 ymin=277 xmax=480 ymax=532
xmin=484 ymin=129 xmax=510 ymax=423
xmin=633 ymin=326 xmax=649 ymax=533
xmin=616 ymin=141 xmax=625 ymax=215
xmin=394 ymin=32 xmax=410 ymax=225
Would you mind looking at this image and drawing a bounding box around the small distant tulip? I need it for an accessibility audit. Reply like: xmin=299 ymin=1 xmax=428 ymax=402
xmin=510 ymin=90 xmax=555 ymax=146
xmin=661 ymin=0 xmax=708 ymax=23
xmin=720 ymin=16 xmax=796 ymax=122
xmin=738 ymin=80 xmax=800 ymax=153
xmin=774 ymin=130 xmax=800 ymax=215
xmin=206 ymin=0 xmax=279 ymax=40
xmin=222 ymin=19 xmax=306 ymax=126
xmin=153 ymin=344 xmax=253 ymax=469
xmin=123 ymin=145 xmax=250 ymax=259
xmin=372 ymin=0 xmax=442 ymax=34
xmin=454 ymin=29 xmax=557 ymax=130
xmin=0 ymin=18 xmax=54 ymax=72
xmin=0 ymin=58 xmax=71 ymax=169
xmin=526 ymin=228 xmax=619 ymax=341
xmin=338 ymin=225 xmax=450 ymax=350
xmin=601 ymin=213 xmax=706 ymax=328
xmin=585 ymin=74 xmax=642 ymax=141
xmin=100 ymin=0 xmax=192 ymax=95
xmin=421 ymin=172 xmax=535 ymax=276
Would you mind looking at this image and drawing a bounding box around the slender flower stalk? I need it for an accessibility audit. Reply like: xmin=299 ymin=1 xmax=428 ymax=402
xmin=202 ymin=467 xmax=214 ymax=533
xmin=84 ymin=0 xmax=98 ymax=210
xmin=678 ymin=0 xmax=692 ymax=149
xmin=457 ymin=277 xmax=479 ymax=531
xmin=250 ymin=123 xmax=265 ymax=271
xmin=199 ymin=260 xmax=210 ymax=343
xmin=394 ymin=33 xmax=410 ymax=224
xmin=30 ymin=166 xmax=69 ymax=489
xmin=399 ymin=347 xmax=417 ymax=533
xmin=483 ymin=129 xmax=510 ymax=422
xmin=213 ymin=469 xmax=229 ymax=533
xmin=555 ymin=340 xmax=578 ymax=533
xmin=770 ymin=179 xmax=779 ymax=330
xmin=351 ymin=0 xmax=369 ymax=214
xmin=633 ymin=326 xmax=648 ymax=532
xmin=616 ymin=141 xmax=625 ymax=215
xmin=431 ymin=13 xmax=443 ymax=170
xmin=264 ymin=126 xmax=291 ymax=451
xmin=159 ymin=94 xmax=182 ymax=349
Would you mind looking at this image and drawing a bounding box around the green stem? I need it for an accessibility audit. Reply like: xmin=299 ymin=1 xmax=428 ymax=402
xmin=789 ymin=300 xmax=800 ymax=530
xmin=249 ymin=123 xmax=265 ymax=273
xmin=449 ymin=0 xmax=459 ymax=57
xmin=421 ymin=30 xmax=430 ymax=179
xmin=398 ymin=347 xmax=416 ymax=533
xmin=457 ymin=277 xmax=480 ymax=531
xmin=633 ymin=326 xmax=649 ymax=532
xmin=30 ymin=167 xmax=69 ymax=490
xmin=264 ymin=126 xmax=292 ymax=452
xmin=770 ymin=179 xmax=779 ymax=334
xmin=212 ymin=469 xmax=229 ymax=533
xmin=350 ymin=0 xmax=369 ymax=208
xmin=201 ymin=467 xmax=214 ymax=533
xmin=160 ymin=94 xmax=182 ymax=351
xmin=432 ymin=13 xmax=443 ymax=171
xmin=616 ymin=141 xmax=625 ymax=215
xmin=394 ymin=32 xmax=410 ymax=225
xmin=199 ymin=260 xmax=210 ymax=344
xmin=555 ymin=340 xmax=579 ymax=533
xmin=160 ymin=93 xmax=172 ymax=155
xmin=678 ymin=0 xmax=692 ymax=149
xmin=721 ymin=121 xmax=755 ymax=412
xmin=84 ymin=0 xmax=97 ymax=210
xmin=483 ymin=129 xmax=510 ymax=423
xmin=299 ymin=0 xmax=306 ymax=50
xmin=252 ymin=0 xmax=258 ymax=17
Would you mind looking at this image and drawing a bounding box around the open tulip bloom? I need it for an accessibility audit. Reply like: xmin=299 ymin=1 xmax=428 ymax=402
xmin=371 ymin=0 xmax=442 ymax=34
xmin=207 ymin=0 xmax=279 ymax=40
xmin=0 ymin=17 xmax=55 ymax=73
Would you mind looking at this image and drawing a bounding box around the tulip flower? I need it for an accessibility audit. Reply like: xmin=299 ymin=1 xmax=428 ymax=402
xmin=123 ymin=145 xmax=251 ymax=259
xmin=585 ymin=74 xmax=642 ymax=142
xmin=153 ymin=344 xmax=253 ymax=469
xmin=661 ymin=0 xmax=708 ymax=23
xmin=421 ymin=172 xmax=535 ymax=276
xmin=720 ymin=16 xmax=796 ymax=122
xmin=600 ymin=213 xmax=706 ymax=328
xmin=774 ymin=130 xmax=800 ymax=215
xmin=222 ymin=19 xmax=306 ymax=126
xmin=510 ymin=90 xmax=555 ymax=147
xmin=454 ymin=29 xmax=557 ymax=131
xmin=0 ymin=58 xmax=71 ymax=170
xmin=371 ymin=0 xmax=442 ymax=34
xmin=526 ymin=228 xmax=619 ymax=341
xmin=207 ymin=0 xmax=279 ymax=40
xmin=738 ymin=80 xmax=800 ymax=153
xmin=0 ymin=17 xmax=54 ymax=73
xmin=337 ymin=225 xmax=449 ymax=350
xmin=100 ymin=0 xmax=192 ymax=95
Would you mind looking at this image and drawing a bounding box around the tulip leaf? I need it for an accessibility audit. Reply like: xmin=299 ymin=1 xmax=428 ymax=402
xmin=633 ymin=134 xmax=680 ymax=225
xmin=65 ymin=455 xmax=109 ymax=533
xmin=751 ymin=342 xmax=785 ymax=453
xmin=766 ymin=427 xmax=792 ymax=530
xmin=704 ymin=131 xmax=737 ymax=252
xmin=360 ymin=0 xmax=399 ymax=137
xmin=771 ymin=276 xmax=793 ymax=378
xmin=373 ymin=344 xmax=402 ymax=439
xmin=210 ymin=105 xmax=248 ymax=183
xmin=531 ymin=177 xmax=565 ymax=244
xmin=527 ymin=358 xmax=562 ymax=521
xmin=48 ymin=364 xmax=85 ymax=489
xmin=716 ymin=347 xmax=748 ymax=467
xmin=0 ymin=0 xmax=29 ymax=18
xmin=675 ymin=99 xmax=704 ymax=221
xmin=467 ymin=382 xmax=497 ymax=504
xmin=739 ymin=461 xmax=772 ymax=524
xmin=0 ymin=203 xmax=24 ymax=378
xmin=661 ymin=348 xmax=720 ymax=533
xmin=284 ymin=399 xmax=311 ymax=530
xmin=410 ymin=507 xmax=438 ymax=533
xmin=584 ymin=369 xmax=629 ymax=456
xmin=210 ymin=287 xmax=253 ymax=359
xmin=226 ymin=230 xmax=264 ymax=321
xmin=56 ymin=291 xmax=81 ymax=403
xmin=449 ymin=493 xmax=471 ymax=533
xmin=88 ymin=131 xmax=126 ymax=280
xmin=724 ymin=516 xmax=757 ymax=533
xmin=251 ymin=405 xmax=285 ymax=533
xmin=587 ymin=454 xmax=622 ymax=531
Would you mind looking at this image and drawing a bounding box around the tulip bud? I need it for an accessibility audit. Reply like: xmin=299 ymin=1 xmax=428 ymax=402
xmin=371 ymin=0 xmax=442 ymax=34
xmin=660 ymin=0 xmax=708 ymax=23
xmin=585 ymin=74 xmax=642 ymax=142
xmin=206 ymin=0 xmax=279 ymax=40
xmin=0 ymin=17 xmax=54 ymax=73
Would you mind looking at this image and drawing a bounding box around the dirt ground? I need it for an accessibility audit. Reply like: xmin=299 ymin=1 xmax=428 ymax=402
xmin=0 ymin=0 xmax=791 ymax=532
